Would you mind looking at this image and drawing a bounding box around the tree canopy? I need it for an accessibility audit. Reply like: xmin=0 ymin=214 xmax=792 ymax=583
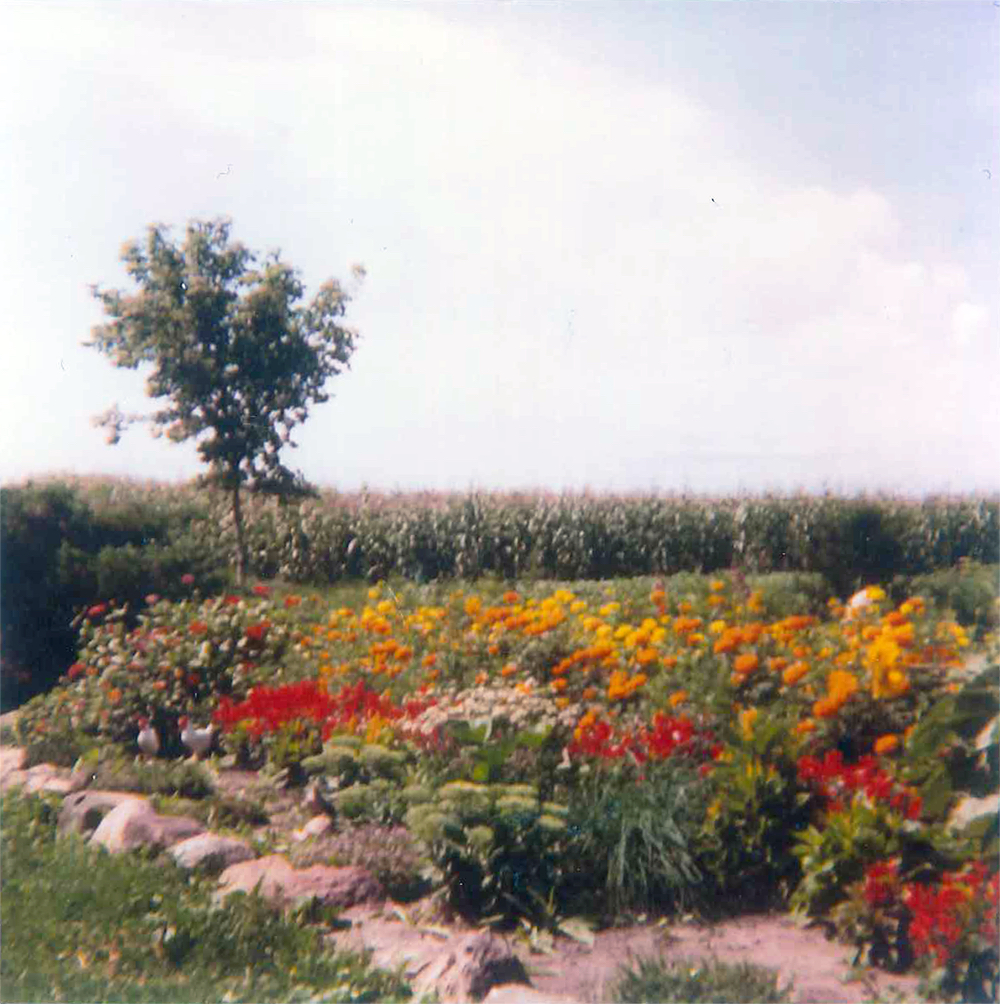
xmin=87 ymin=217 xmax=362 ymax=581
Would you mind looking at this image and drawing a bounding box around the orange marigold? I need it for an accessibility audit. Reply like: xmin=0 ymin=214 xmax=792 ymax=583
xmin=874 ymin=734 xmax=899 ymax=755
xmin=734 ymin=653 xmax=760 ymax=675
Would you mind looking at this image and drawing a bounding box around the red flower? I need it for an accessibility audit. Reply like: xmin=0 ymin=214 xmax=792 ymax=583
xmin=244 ymin=621 xmax=271 ymax=644
xmin=188 ymin=621 xmax=209 ymax=635
xmin=223 ymin=595 xmax=241 ymax=607
xmin=66 ymin=662 xmax=86 ymax=681
xmin=252 ymin=584 xmax=270 ymax=597
xmin=863 ymin=860 xmax=898 ymax=907
xmin=87 ymin=604 xmax=107 ymax=618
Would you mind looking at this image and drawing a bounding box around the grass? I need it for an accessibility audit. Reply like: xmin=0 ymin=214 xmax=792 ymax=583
xmin=0 ymin=788 xmax=414 ymax=1003
xmin=610 ymin=954 xmax=794 ymax=1003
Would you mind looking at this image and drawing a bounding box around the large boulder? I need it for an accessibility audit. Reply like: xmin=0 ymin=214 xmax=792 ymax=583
xmin=89 ymin=799 xmax=204 ymax=853
xmin=216 ymin=854 xmax=383 ymax=909
xmin=58 ymin=790 xmax=148 ymax=836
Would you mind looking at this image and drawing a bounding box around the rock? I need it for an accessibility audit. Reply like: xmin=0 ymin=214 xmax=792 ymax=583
xmin=483 ymin=985 xmax=580 ymax=1004
xmin=0 ymin=746 xmax=28 ymax=789
xmin=89 ymin=799 xmax=204 ymax=853
xmin=217 ymin=854 xmax=383 ymax=909
xmin=169 ymin=832 xmax=256 ymax=873
xmin=58 ymin=790 xmax=148 ymax=836
xmin=0 ymin=750 xmax=85 ymax=796
xmin=292 ymin=814 xmax=333 ymax=841
xmin=417 ymin=931 xmax=530 ymax=1003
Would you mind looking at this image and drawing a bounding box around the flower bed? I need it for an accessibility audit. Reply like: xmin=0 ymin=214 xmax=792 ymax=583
xmin=11 ymin=571 xmax=998 ymax=1001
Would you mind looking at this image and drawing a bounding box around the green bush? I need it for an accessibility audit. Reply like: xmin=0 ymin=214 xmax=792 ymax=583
xmin=0 ymin=480 xmax=225 ymax=711
xmin=894 ymin=562 xmax=999 ymax=637
xmin=404 ymin=778 xmax=570 ymax=928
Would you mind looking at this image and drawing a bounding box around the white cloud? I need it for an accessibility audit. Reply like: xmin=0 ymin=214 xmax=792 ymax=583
xmin=1 ymin=4 xmax=995 ymax=494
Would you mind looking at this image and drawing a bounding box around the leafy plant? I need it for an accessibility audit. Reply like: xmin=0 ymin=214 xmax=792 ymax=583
xmin=697 ymin=713 xmax=812 ymax=914
xmin=404 ymin=779 xmax=570 ymax=928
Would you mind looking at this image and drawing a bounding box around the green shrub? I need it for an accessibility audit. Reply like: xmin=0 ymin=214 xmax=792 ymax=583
xmin=1 ymin=480 xmax=225 ymax=711
xmin=696 ymin=720 xmax=812 ymax=915
xmin=894 ymin=562 xmax=999 ymax=637
xmin=405 ymin=778 xmax=570 ymax=928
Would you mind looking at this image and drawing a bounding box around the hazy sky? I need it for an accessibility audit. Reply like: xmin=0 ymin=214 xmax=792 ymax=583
xmin=3 ymin=1 xmax=998 ymax=495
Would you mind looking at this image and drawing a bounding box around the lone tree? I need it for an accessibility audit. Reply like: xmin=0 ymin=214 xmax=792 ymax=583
xmin=87 ymin=217 xmax=362 ymax=585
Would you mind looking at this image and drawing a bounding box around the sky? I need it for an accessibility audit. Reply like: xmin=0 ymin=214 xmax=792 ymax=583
xmin=2 ymin=1 xmax=998 ymax=496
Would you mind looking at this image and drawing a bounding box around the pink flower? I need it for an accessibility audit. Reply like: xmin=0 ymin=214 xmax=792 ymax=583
xmin=181 ymin=573 xmax=196 ymax=586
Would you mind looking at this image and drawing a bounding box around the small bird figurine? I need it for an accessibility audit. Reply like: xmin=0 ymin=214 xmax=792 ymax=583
xmin=136 ymin=716 xmax=160 ymax=760
xmin=179 ymin=716 xmax=214 ymax=760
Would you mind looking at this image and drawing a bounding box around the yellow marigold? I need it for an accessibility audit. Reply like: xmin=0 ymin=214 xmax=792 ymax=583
xmin=783 ymin=660 xmax=810 ymax=685
xmin=661 ymin=655 xmax=678 ymax=669
xmin=874 ymin=734 xmax=899 ymax=755
xmin=795 ymin=718 xmax=816 ymax=735
xmin=668 ymin=690 xmax=688 ymax=707
xmin=707 ymin=594 xmax=725 ymax=607
xmin=635 ymin=647 xmax=658 ymax=666
xmin=734 ymin=653 xmax=760 ymax=675
xmin=709 ymin=619 xmax=728 ymax=635
xmin=465 ymin=596 xmax=482 ymax=616
xmin=740 ymin=707 xmax=758 ymax=740
xmin=688 ymin=632 xmax=705 ymax=647
xmin=710 ymin=579 xmax=727 ymax=592
xmin=768 ymin=656 xmax=788 ymax=672
xmin=555 ymin=696 xmax=570 ymax=708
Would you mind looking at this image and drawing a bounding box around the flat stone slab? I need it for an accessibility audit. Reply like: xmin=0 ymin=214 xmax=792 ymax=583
xmin=217 ymin=854 xmax=383 ymax=909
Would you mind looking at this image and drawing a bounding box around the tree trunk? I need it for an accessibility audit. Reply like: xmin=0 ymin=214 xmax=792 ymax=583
xmin=232 ymin=485 xmax=248 ymax=587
